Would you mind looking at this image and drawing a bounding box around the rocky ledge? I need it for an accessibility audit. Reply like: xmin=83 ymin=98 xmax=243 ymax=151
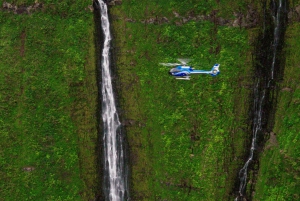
xmin=2 ymin=1 xmax=43 ymax=14
xmin=119 ymin=6 xmax=259 ymax=28
xmin=105 ymin=0 xmax=122 ymax=6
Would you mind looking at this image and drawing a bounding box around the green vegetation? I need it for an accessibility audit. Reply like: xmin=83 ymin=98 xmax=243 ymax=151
xmin=1 ymin=0 xmax=299 ymax=200
xmin=253 ymin=22 xmax=300 ymax=201
xmin=120 ymin=0 xmax=252 ymax=20
xmin=110 ymin=1 xmax=257 ymax=200
xmin=0 ymin=2 xmax=99 ymax=200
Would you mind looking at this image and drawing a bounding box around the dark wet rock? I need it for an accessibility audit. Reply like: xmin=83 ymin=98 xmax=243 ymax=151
xmin=295 ymin=5 xmax=300 ymax=14
xmin=125 ymin=18 xmax=136 ymax=23
xmin=123 ymin=119 xmax=136 ymax=126
xmin=281 ymin=87 xmax=293 ymax=92
xmin=173 ymin=11 xmax=180 ymax=18
xmin=175 ymin=21 xmax=183 ymax=26
xmin=3 ymin=2 xmax=13 ymax=9
xmin=188 ymin=16 xmax=197 ymax=21
xmin=265 ymin=132 xmax=278 ymax=150
xmin=288 ymin=4 xmax=300 ymax=21
xmin=196 ymin=15 xmax=205 ymax=20
xmin=161 ymin=17 xmax=169 ymax=23
xmin=145 ymin=18 xmax=155 ymax=24
xmin=241 ymin=18 xmax=249 ymax=27
xmin=210 ymin=9 xmax=219 ymax=17
xmin=23 ymin=166 xmax=35 ymax=172
xmin=120 ymin=4 xmax=260 ymax=28
xmin=228 ymin=5 xmax=259 ymax=28
xmin=218 ymin=18 xmax=230 ymax=26
xmin=93 ymin=0 xmax=100 ymax=10
xmin=288 ymin=10 xmax=294 ymax=19
xmin=26 ymin=5 xmax=32 ymax=13
xmin=16 ymin=7 xmax=27 ymax=14
xmin=33 ymin=3 xmax=42 ymax=9
xmin=2 ymin=1 xmax=43 ymax=14
xmin=87 ymin=5 xmax=94 ymax=12
xmin=182 ymin=17 xmax=189 ymax=23
xmin=107 ymin=0 xmax=122 ymax=6
xmin=142 ymin=17 xmax=170 ymax=24
xmin=232 ymin=19 xmax=240 ymax=27
xmin=244 ymin=5 xmax=259 ymax=27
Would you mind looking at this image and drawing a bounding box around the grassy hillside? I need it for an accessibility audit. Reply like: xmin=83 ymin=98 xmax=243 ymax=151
xmin=253 ymin=22 xmax=300 ymax=201
xmin=0 ymin=1 xmax=99 ymax=200
xmin=110 ymin=0 xmax=258 ymax=200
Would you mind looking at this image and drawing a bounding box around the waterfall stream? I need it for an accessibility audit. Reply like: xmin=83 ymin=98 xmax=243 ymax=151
xmin=95 ymin=0 xmax=287 ymax=200
xmin=97 ymin=0 xmax=129 ymax=200
xmin=235 ymin=0 xmax=287 ymax=200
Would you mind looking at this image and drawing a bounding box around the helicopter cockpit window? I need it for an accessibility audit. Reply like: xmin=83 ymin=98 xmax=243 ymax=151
xmin=169 ymin=68 xmax=180 ymax=73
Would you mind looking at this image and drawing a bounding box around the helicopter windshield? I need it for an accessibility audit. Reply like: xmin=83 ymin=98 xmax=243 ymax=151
xmin=169 ymin=68 xmax=180 ymax=73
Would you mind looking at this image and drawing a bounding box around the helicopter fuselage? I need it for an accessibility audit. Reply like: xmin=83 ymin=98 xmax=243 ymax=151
xmin=169 ymin=64 xmax=220 ymax=78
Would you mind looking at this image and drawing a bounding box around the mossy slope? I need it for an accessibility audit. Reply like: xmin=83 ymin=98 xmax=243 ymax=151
xmin=253 ymin=22 xmax=300 ymax=201
xmin=110 ymin=1 xmax=257 ymax=200
xmin=0 ymin=2 xmax=99 ymax=200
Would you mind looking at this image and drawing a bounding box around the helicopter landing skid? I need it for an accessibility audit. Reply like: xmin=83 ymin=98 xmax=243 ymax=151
xmin=176 ymin=76 xmax=190 ymax=80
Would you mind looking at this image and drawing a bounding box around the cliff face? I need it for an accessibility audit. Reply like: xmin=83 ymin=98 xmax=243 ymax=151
xmin=108 ymin=0 xmax=300 ymax=200
xmin=253 ymin=3 xmax=300 ymax=199
xmin=0 ymin=0 xmax=298 ymax=200
xmin=1 ymin=1 xmax=42 ymax=14
xmin=235 ymin=0 xmax=289 ymax=199
xmin=108 ymin=1 xmax=256 ymax=200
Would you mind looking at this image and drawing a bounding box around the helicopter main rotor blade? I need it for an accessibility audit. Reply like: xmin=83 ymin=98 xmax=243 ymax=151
xmin=159 ymin=63 xmax=181 ymax=66
xmin=177 ymin=58 xmax=191 ymax=65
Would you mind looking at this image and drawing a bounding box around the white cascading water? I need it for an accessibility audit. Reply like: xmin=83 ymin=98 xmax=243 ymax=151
xmin=235 ymin=0 xmax=285 ymax=200
xmin=271 ymin=0 xmax=283 ymax=80
xmin=235 ymin=81 xmax=265 ymax=200
xmin=98 ymin=0 xmax=128 ymax=200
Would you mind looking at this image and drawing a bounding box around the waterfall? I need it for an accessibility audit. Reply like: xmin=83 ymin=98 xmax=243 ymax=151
xmin=97 ymin=0 xmax=129 ymax=200
xmin=271 ymin=0 xmax=284 ymax=80
xmin=235 ymin=0 xmax=286 ymax=200
xmin=235 ymin=81 xmax=266 ymax=200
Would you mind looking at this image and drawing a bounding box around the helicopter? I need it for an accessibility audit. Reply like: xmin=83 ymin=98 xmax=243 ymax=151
xmin=160 ymin=59 xmax=220 ymax=80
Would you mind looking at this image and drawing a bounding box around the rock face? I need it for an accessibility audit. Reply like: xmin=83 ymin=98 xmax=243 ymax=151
xmin=264 ymin=132 xmax=278 ymax=150
xmin=2 ymin=1 xmax=43 ymax=14
xmin=106 ymin=0 xmax=122 ymax=6
xmin=172 ymin=6 xmax=259 ymax=28
xmin=118 ymin=4 xmax=260 ymax=28
xmin=288 ymin=4 xmax=300 ymax=21
xmin=22 ymin=166 xmax=35 ymax=172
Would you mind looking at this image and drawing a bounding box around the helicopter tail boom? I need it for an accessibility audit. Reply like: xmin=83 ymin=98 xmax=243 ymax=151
xmin=189 ymin=70 xmax=211 ymax=74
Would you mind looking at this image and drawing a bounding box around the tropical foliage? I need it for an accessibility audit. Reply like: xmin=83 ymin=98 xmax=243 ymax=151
xmin=1 ymin=0 xmax=299 ymax=200
xmin=0 ymin=2 xmax=99 ymax=200
xmin=110 ymin=1 xmax=255 ymax=200
xmin=253 ymin=22 xmax=300 ymax=201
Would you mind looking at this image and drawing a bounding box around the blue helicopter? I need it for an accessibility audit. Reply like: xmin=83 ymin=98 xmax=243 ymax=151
xmin=160 ymin=59 xmax=220 ymax=80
